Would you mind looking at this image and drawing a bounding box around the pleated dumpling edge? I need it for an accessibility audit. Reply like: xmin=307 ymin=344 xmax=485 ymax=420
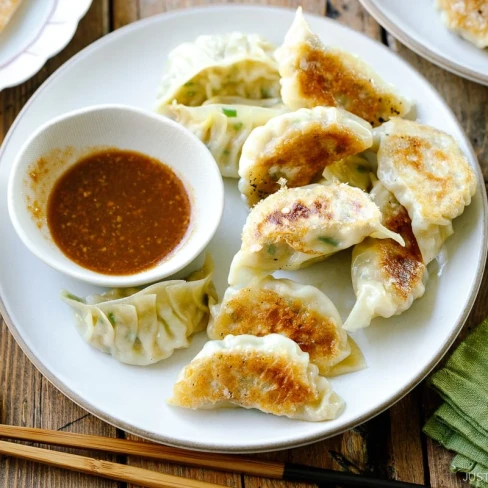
xmin=61 ymin=255 xmax=217 ymax=366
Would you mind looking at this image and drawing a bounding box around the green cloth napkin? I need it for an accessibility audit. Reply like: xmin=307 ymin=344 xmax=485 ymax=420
xmin=423 ymin=318 xmax=488 ymax=487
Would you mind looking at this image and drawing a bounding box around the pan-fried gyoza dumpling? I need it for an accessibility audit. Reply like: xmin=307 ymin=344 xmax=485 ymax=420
xmin=208 ymin=275 xmax=365 ymax=376
xmin=436 ymin=0 xmax=488 ymax=48
xmin=275 ymin=8 xmax=411 ymax=127
xmin=321 ymin=154 xmax=373 ymax=192
xmin=344 ymin=181 xmax=428 ymax=331
xmin=159 ymin=102 xmax=286 ymax=178
xmin=228 ymin=183 xmax=404 ymax=285
xmin=169 ymin=334 xmax=344 ymax=421
xmin=238 ymin=106 xmax=373 ymax=206
xmin=375 ymin=118 xmax=477 ymax=264
xmin=61 ymin=256 xmax=217 ymax=366
xmin=155 ymin=33 xmax=280 ymax=109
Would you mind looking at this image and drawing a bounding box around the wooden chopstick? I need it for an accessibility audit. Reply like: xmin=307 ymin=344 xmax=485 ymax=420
xmin=0 ymin=424 xmax=282 ymax=477
xmin=0 ymin=424 xmax=430 ymax=488
xmin=0 ymin=439 xmax=224 ymax=488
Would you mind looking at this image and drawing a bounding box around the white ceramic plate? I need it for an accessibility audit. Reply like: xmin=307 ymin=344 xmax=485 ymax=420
xmin=0 ymin=0 xmax=92 ymax=91
xmin=0 ymin=6 xmax=486 ymax=453
xmin=360 ymin=0 xmax=488 ymax=85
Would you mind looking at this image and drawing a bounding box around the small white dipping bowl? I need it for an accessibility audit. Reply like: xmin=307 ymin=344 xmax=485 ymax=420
xmin=8 ymin=104 xmax=224 ymax=287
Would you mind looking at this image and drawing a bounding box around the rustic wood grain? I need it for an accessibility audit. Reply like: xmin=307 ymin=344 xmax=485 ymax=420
xmin=0 ymin=327 xmax=120 ymax=488
xmin=1 ymin=0 xmax=487 ymax=487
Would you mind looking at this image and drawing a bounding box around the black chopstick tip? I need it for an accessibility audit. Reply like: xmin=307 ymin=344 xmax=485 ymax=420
xmin=282 ymin=463 xmax=430 ymax=488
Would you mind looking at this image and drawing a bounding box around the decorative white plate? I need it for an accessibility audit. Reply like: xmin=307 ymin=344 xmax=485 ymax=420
xmin=0 ymin=0 xmax=92 ymax=91
xmin=360 ymin=0 xmax=488 ymax=85
xmin=0 ymin=6 xmax=486 ymax=453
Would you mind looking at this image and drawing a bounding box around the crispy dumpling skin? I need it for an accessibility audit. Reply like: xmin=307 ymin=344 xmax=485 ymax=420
xmin=238 ymin=106 xmax=373 ymax=206
xmin=275 ymin=8 xmax=411 ymax=127
xmin=169 ymin=334 xmax=344 ymax=421
xmin=159 ymin=102 xmax=286 ymax=178
xmin=344 ymin=181 xmax=428 ymax=331
xmin=208 ymin=275 xmax=365 ymax=376
xmin=436 ymin=0 xmax=488 ymax=48
xmin=375 ymin=118 xmax=477 ymax=264
xmin=61 ymin=256 xmax=217 ymax=366
xmin=155 ymin=33 xmax=280 ymax=108
xmin=321 ymin=154 xmax=374 ymax=192
xmin=228 ymin=183 xmax=404 ymax=285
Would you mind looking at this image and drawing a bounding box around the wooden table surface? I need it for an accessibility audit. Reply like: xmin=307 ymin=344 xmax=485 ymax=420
xmin=1 ymin=1 xmax=487 ymax=487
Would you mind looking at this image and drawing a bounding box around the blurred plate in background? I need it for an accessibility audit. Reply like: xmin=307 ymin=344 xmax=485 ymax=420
xmin=0 ymin=0 xmax=92 ymax=91
xmin=360 ymin=0 xmax=488 ymax=85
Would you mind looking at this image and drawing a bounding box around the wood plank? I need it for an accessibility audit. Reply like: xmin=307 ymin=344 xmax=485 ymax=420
xmin=112 ymin=0 xmax=138 ymax=29
xmin=388 ymin=391 xmax=426 ymax=484
xmin=0 ymin=319 xmax=120 ymax=488
xmin=0 ymin=1 xmax=120 ymax=487
xmin=323 ymin=0 xmax=382 ymax=39
xmin=0 ymin=319 xmax=43 ymax=488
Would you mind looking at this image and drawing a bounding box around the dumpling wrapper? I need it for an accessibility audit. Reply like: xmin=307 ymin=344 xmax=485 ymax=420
xmin=344 ymin=180 xmax=428 ymax=331
xmin=228 ymin=182 xmax=404 ymax=286
xmin=275 ymin=7 xmax=412 ymax=127
xmin=159 ymin=102 xmax=286 ymax=178
xmin=169 ymin=334 xmax=344 ymax=421
xmin=61 ymin=256 xmax=217 ymax=366
xmin=375 ymin=118 xmax=477 ymax=264
xmin=209 ymin=275 xmax=365 ymax=376
xmin=321 ymin=154 xmax=374 ymax=192
xmin=238 ymin=106 xmax=373 ymax=206
xmin=436 ymin=0 xmax=488 ymax=48
xmin=155 ymin=32 xmax=280 ymax=108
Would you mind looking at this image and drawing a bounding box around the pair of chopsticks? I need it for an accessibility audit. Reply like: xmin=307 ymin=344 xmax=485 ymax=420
xmin=0 ymin=424 xmax=429 ymax=488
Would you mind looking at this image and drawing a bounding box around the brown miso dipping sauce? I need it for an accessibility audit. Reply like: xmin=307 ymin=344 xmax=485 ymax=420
xmin=47 ymin=149 xmax=191 ymax=275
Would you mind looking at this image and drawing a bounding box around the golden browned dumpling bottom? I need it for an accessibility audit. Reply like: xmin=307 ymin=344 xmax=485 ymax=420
xmin=254 ymin=195 xmax=373 ymax=255
xmin=437 ymin=0 xmax=488 ymax=48
xmin=246 ymin=124 xmax=366 ymax=205
xmin=296 ymin=45 xmax=405 ymax=127
xmin=381 ymin=133 xmax=464 ymax=219
xmin=211 ymin=287 xmax=343 ymax=370
xmin=377 ymin=202 xmax=425 ymax=300
xmin=171 ymin=349 xmax=319 ymax=415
